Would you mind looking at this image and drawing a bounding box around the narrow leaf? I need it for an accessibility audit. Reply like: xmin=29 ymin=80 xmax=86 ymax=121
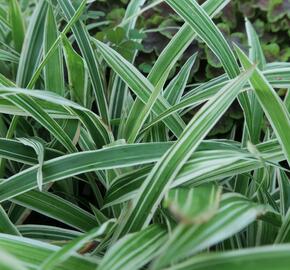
xmin=163 ymin=183 xmax=222 ymax=224
xmin=17 ymin=138 xmax=45 ymax=191
xmin=44 ymin=6 xmax=65 ymax=95
xmin=236 ymin=45 xmax=290 ymax=166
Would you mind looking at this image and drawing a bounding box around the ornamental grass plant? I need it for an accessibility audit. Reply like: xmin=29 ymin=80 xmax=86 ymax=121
xmin=0 ymin=0 xmax=290 ymax=269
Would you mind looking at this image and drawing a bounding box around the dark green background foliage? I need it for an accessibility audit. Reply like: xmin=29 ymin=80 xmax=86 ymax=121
xmin=93 ymin=0 xmax=290 ymax=80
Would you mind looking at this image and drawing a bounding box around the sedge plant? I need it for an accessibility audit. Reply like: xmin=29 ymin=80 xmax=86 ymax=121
xmin=0 ymin=0 xmax=289 ymax=269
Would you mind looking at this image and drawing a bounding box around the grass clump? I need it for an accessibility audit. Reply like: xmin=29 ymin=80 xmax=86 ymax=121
xmin=0 ymin=0 xmax=289 ymax=269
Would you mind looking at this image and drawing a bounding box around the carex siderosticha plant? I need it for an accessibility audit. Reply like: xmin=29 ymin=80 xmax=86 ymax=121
xmin=0 ymin=0 xmax=290 ymax=269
